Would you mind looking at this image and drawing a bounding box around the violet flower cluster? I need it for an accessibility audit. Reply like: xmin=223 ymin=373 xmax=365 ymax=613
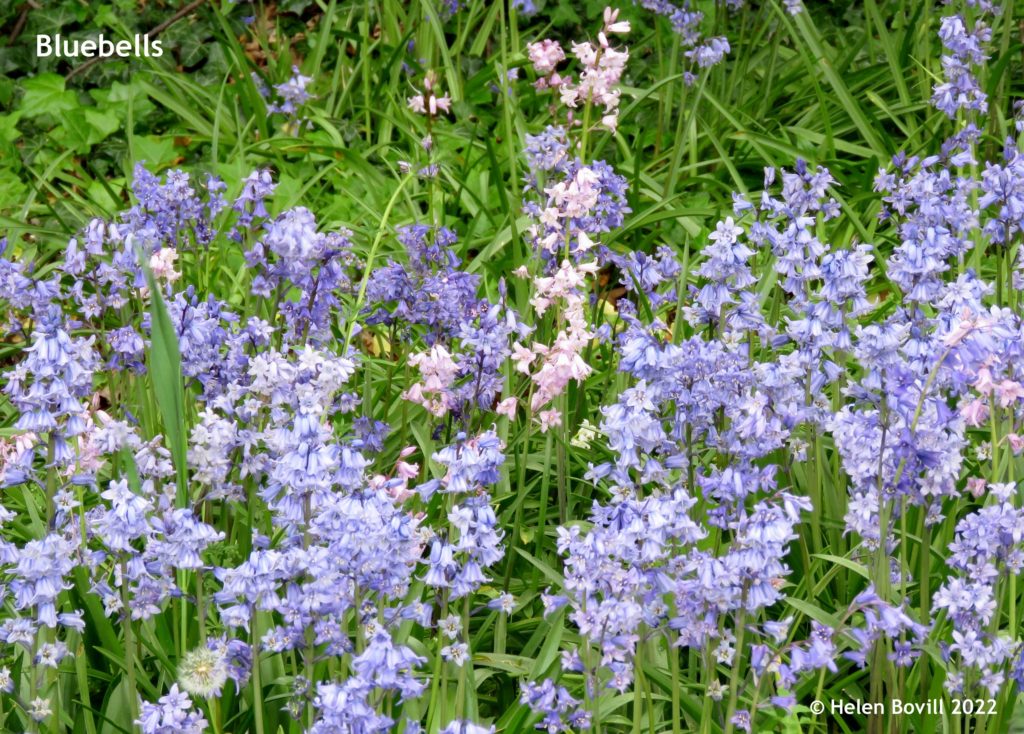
xmin=2 ymin=4 xmax=1024 ymax=734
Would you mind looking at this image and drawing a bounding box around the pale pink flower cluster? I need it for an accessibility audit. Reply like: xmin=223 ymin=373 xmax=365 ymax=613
xmin=370 ymin=446 xmax=421 ymax=503
xmin=531 ymin=166 xmax=602 ymax=254
xmin=966 ymin=476 xmax=987 ymax=498
xmin=546 ymin=167 xmax=601 ymax=219
xmin=973 ymin=365 xmax=1024 ymax=407
xmin=513 ymin=260 xmax=598 ymax=431
xmin=0 ymin=407 xmax=120 ymax=486
xmin=527 ymin=39 xmax=565 ymax=75
xmin=942 ymin=307 xmax=997 ymax=347
xmin=960 ymin=362 xmax=1024 ymax=428
xmin=528 ymin=8 xmax=630 ymax=132
xmin=0 ymin=431 xmax=37 ymax=484
xmin=538 ymin=409 xmax=562 ymax=432
xmin=495 ymin=396 xmax=518 ymax=418
xmin=516 ymin=12 xmax=632 ymax=431
xmin=149 ymin=247 xmax=181 ymax=282
xmin=960 ymin=397 xmax=989 ymax=427
xmin=403 ymin=344 xmax=459 ymax=417
xmin=407 ymin=71 xmax=452 ymax=118
xmin=73 ymin=407 xmax=113 ymax=478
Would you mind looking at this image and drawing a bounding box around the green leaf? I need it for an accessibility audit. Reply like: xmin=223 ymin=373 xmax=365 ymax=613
xmin=132 ymin=136 xmax=177 ymax=169
xmin=84 ymin=109 xmax=120 ymax=141
xmin=142 ymin=265 xmax=189 ymax=505
xmin=472 ymin=653 xmax=532 ymax=676
xmin=0 ymin=77 xmax=14 ymax=109
xmin=786 ymin=9 xmax=887 ymax=156
xmin=90 ymin=81 xmax=156 ymax=122
xmin=812 ymin=553 xmax=871 ymax=581
xmin=97 ymin=676 xmax=134 ymax=734
xmin=72 ymin=566 xmax=122 ymax=660
xmin=279 ymin=0 xmax=315 ymax=12
xmin=528 ymin=610 xmax=564 ymax=679
xmin=30 ymin=5 xmax=80 ymax=36
xmin=86 ymin=179 xmax=123 ymax=215
xmin=19 ymin=73 xmax=77 ymax=117
xmin=0 ymin=112 xmax=22 ymax=143
xmin=514 ymin=547 xmax=564 ymax=587
xmin=785 ymin=597 xmax=842 ymax=628
xmin=550 ymin=2 xmax=582 ymax=26
xmin=59 ymin=108 xmax=120 ymax=153
xmin=0 ymin=167 xmax=27 ymax=203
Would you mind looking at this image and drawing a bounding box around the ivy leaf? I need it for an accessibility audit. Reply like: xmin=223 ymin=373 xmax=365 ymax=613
xmin=0 ymin=167 xmax=27 ymax=203
xmin=132 ymin=136 xmax=177 ymax=169
xmin=549 ymin=2 xmax=582 ymax=26
xmin=28 ymin=5 xmax=80 ymax=36
xmin=91 ymin=80 xmax=155 ymax=122
xmin=59 ymin=108 xmax=119 ymax=153
xmin=19 ymin=73 xmax=77 ymax=117
xmin=0 ymin=112 xmax=22 ymax=144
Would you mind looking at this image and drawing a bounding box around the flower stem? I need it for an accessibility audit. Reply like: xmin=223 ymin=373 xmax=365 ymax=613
xmin=533 ymin=430 xmax=555 ymax=572
xmin=723 ymin=602 xmax=747 ymax=734
xmin=250 ymin=615 xmax=266 ymax=734
xmin=120 ymin=560 xmax=139 ymax=733
xmin=669 ymin=634 xmax=681 ymax=734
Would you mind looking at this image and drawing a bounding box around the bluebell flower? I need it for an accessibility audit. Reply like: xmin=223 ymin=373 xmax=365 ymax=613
xmin=233 ymin=169 xmax=276 ymax=230
xmin=524 ymin=126 xmax=569 ymax=175
xmin=520 ymin=678 xmax=591 ymax=732
xmin=635 ymin=0 xmax=729 ymax=77
xmin=932 ymin=14 xmax=991 ymax=118
xmin=4 ymin=306 xmax=98 ymax=468
xmin=268 ymin=66 xmax=314 ymax=117
xmin=137 ymin=684 xmax=208 ymax=734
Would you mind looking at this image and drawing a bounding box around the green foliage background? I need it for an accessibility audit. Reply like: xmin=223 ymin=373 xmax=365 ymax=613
xmin=2 ymin=0 xmax=1024 ymax=732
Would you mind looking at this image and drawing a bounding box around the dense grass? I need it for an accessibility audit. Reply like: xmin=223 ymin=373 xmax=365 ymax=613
xmin=2 ymin=1 xmax=1024 ymax=733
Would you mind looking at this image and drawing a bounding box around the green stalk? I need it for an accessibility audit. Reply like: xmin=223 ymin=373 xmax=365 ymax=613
xmin=662 ymin=73 xmax=707 ymax=200
xmin=723 ymin=602 xmax=747 ymax=734
xmin=698 ymin=646 xmax=714 ymax=734
xmin=590 ymin=650 xmax=602 ymax=734
xmin=120 ymin=559 xmax=139 ymax=733
xmin=42 ymin=436 xmax=62 ymax=734
xmin=814 ymin=668 xmax=826 ymax=733
xmin=870 ymin=389 xmax=890 ymax=733
xmin=209 ymin=696 xmax=223 ymax=734
xmin=455 ymin=596 xmax=470 ymax=720
xmin=302 ymin=495 xmax=315 ymax=730
xmin=427 ymin=620 xmax=446 ymax=733
xmin=250 ymin=615 xmax=266 ymax=734
xmin=557 ymin=391 xmax=569 ymax=525
xmin=195 ymin=568 xmax=207 ymax=647
xmin=27 ymin=632 xmax=39 ymax=734
xmin=656 ymin=37 xmax=680 ymax=156
xmin=669 ymin=634 xmax=681 ymax=734
xmin=362 ymin=0 xmax=372 ymax=142
xmin=898 ymin=495 xmax=908 ymax=706
xmin=73 ymin=638 xmax=97 ymax=734
xmin=632 ymin=638 xmax=643 ymax=734
xmin=990 ymin=397 xmax=1001 ymax=483
xmin=45 ymin=434 xmax=56 ymax=527
xmin=918 ymin=518 xmax=931 ymax=702
xmin=501 ymin=398 xmax=533 ymax=591
xmin=533 ymin=431 xmax=555 ymax=572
